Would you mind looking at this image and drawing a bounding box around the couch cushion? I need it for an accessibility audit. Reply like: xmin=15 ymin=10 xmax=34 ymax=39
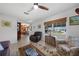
xmin=0 ymin=41 xmax=10 ymax=49
xmin=72 ymin=37 xmax=79 ymax=47
xmin=0 ymin=44 xmax=4 ymax=51
xmin=59 ymin=44 xmax=70 ymax=52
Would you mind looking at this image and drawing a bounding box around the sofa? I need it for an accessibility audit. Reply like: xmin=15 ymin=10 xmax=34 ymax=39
xmin=56 ymin=36 xmax=79 ymax=56
xmin=0 ymin=41 xmax=10 ymax=56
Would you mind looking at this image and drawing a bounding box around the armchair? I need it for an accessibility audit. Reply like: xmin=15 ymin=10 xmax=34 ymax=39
xmin=30 ymin=31 xmax=42 ymax=42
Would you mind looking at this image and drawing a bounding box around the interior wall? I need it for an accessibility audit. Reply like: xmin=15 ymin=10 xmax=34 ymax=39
xmin=0 ymin=15 xmax=17 ymax=44
xmin=31 ymin=6 xmax=79 ymax=40
xmin=66 ymin=12 xmax=79 ymax=37
xmin=30 ymin=21 xmax=45 ymax=40
xmin=45 ymin=6 xmax=79 ymax=37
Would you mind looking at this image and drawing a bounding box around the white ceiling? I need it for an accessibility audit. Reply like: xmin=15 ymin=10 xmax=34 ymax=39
xmin=0 ymin=3 xmax=79 ymax=23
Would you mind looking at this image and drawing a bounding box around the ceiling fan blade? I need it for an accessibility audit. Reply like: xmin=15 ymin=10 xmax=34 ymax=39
xmin=27 ymin=7 xmax=33 ymax=12
xmin=24 ymin=7 xmax=33 ymax=15
xmin=38 ymin=5 xmax=49 ymax=11
xmin=24 ymin=12 xmax=29 ymax=15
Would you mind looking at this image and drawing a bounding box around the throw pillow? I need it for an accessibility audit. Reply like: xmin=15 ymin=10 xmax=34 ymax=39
xmin=0 ymin=43 xmax=4 ymax=51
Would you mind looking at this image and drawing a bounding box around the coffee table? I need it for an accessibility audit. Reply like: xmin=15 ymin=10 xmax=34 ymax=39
xmin=18 ymin=43 xmax=45 ymax=56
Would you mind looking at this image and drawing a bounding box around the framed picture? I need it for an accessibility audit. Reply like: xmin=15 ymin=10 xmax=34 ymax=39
xmin=69 ymin=15 xmax=79 ymax=25
xmin=38 ymin=24 xmax=41 ymax=28
xmin=1 ymin=20 xmax=11 ymax=27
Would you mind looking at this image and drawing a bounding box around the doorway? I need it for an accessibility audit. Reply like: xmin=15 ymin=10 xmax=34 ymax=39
xmin=17 ymin=22 xmax=21 ymax=40
xmin=17 ymin=22 xmax=30 ymax=40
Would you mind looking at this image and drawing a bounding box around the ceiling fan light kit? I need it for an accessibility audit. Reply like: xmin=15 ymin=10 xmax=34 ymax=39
xmin=33 ymin=5 xmax=38 ymax=9
xmin=24 ymin=3 xmax=49 ymax=15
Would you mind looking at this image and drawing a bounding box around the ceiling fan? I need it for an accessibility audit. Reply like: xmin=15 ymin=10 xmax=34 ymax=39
xmin=24 ymin=3 xmax=49 ymax=15
xmin=75 ymin=8 xmax=79 ymax=15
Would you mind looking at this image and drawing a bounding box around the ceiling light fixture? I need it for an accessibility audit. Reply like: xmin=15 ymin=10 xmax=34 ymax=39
xmin=33 ymin=5 xmax=38 ymax=9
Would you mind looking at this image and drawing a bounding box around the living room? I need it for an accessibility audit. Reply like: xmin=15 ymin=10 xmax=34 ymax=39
xmin=0 ymin=3 xmax=79 ymax=56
